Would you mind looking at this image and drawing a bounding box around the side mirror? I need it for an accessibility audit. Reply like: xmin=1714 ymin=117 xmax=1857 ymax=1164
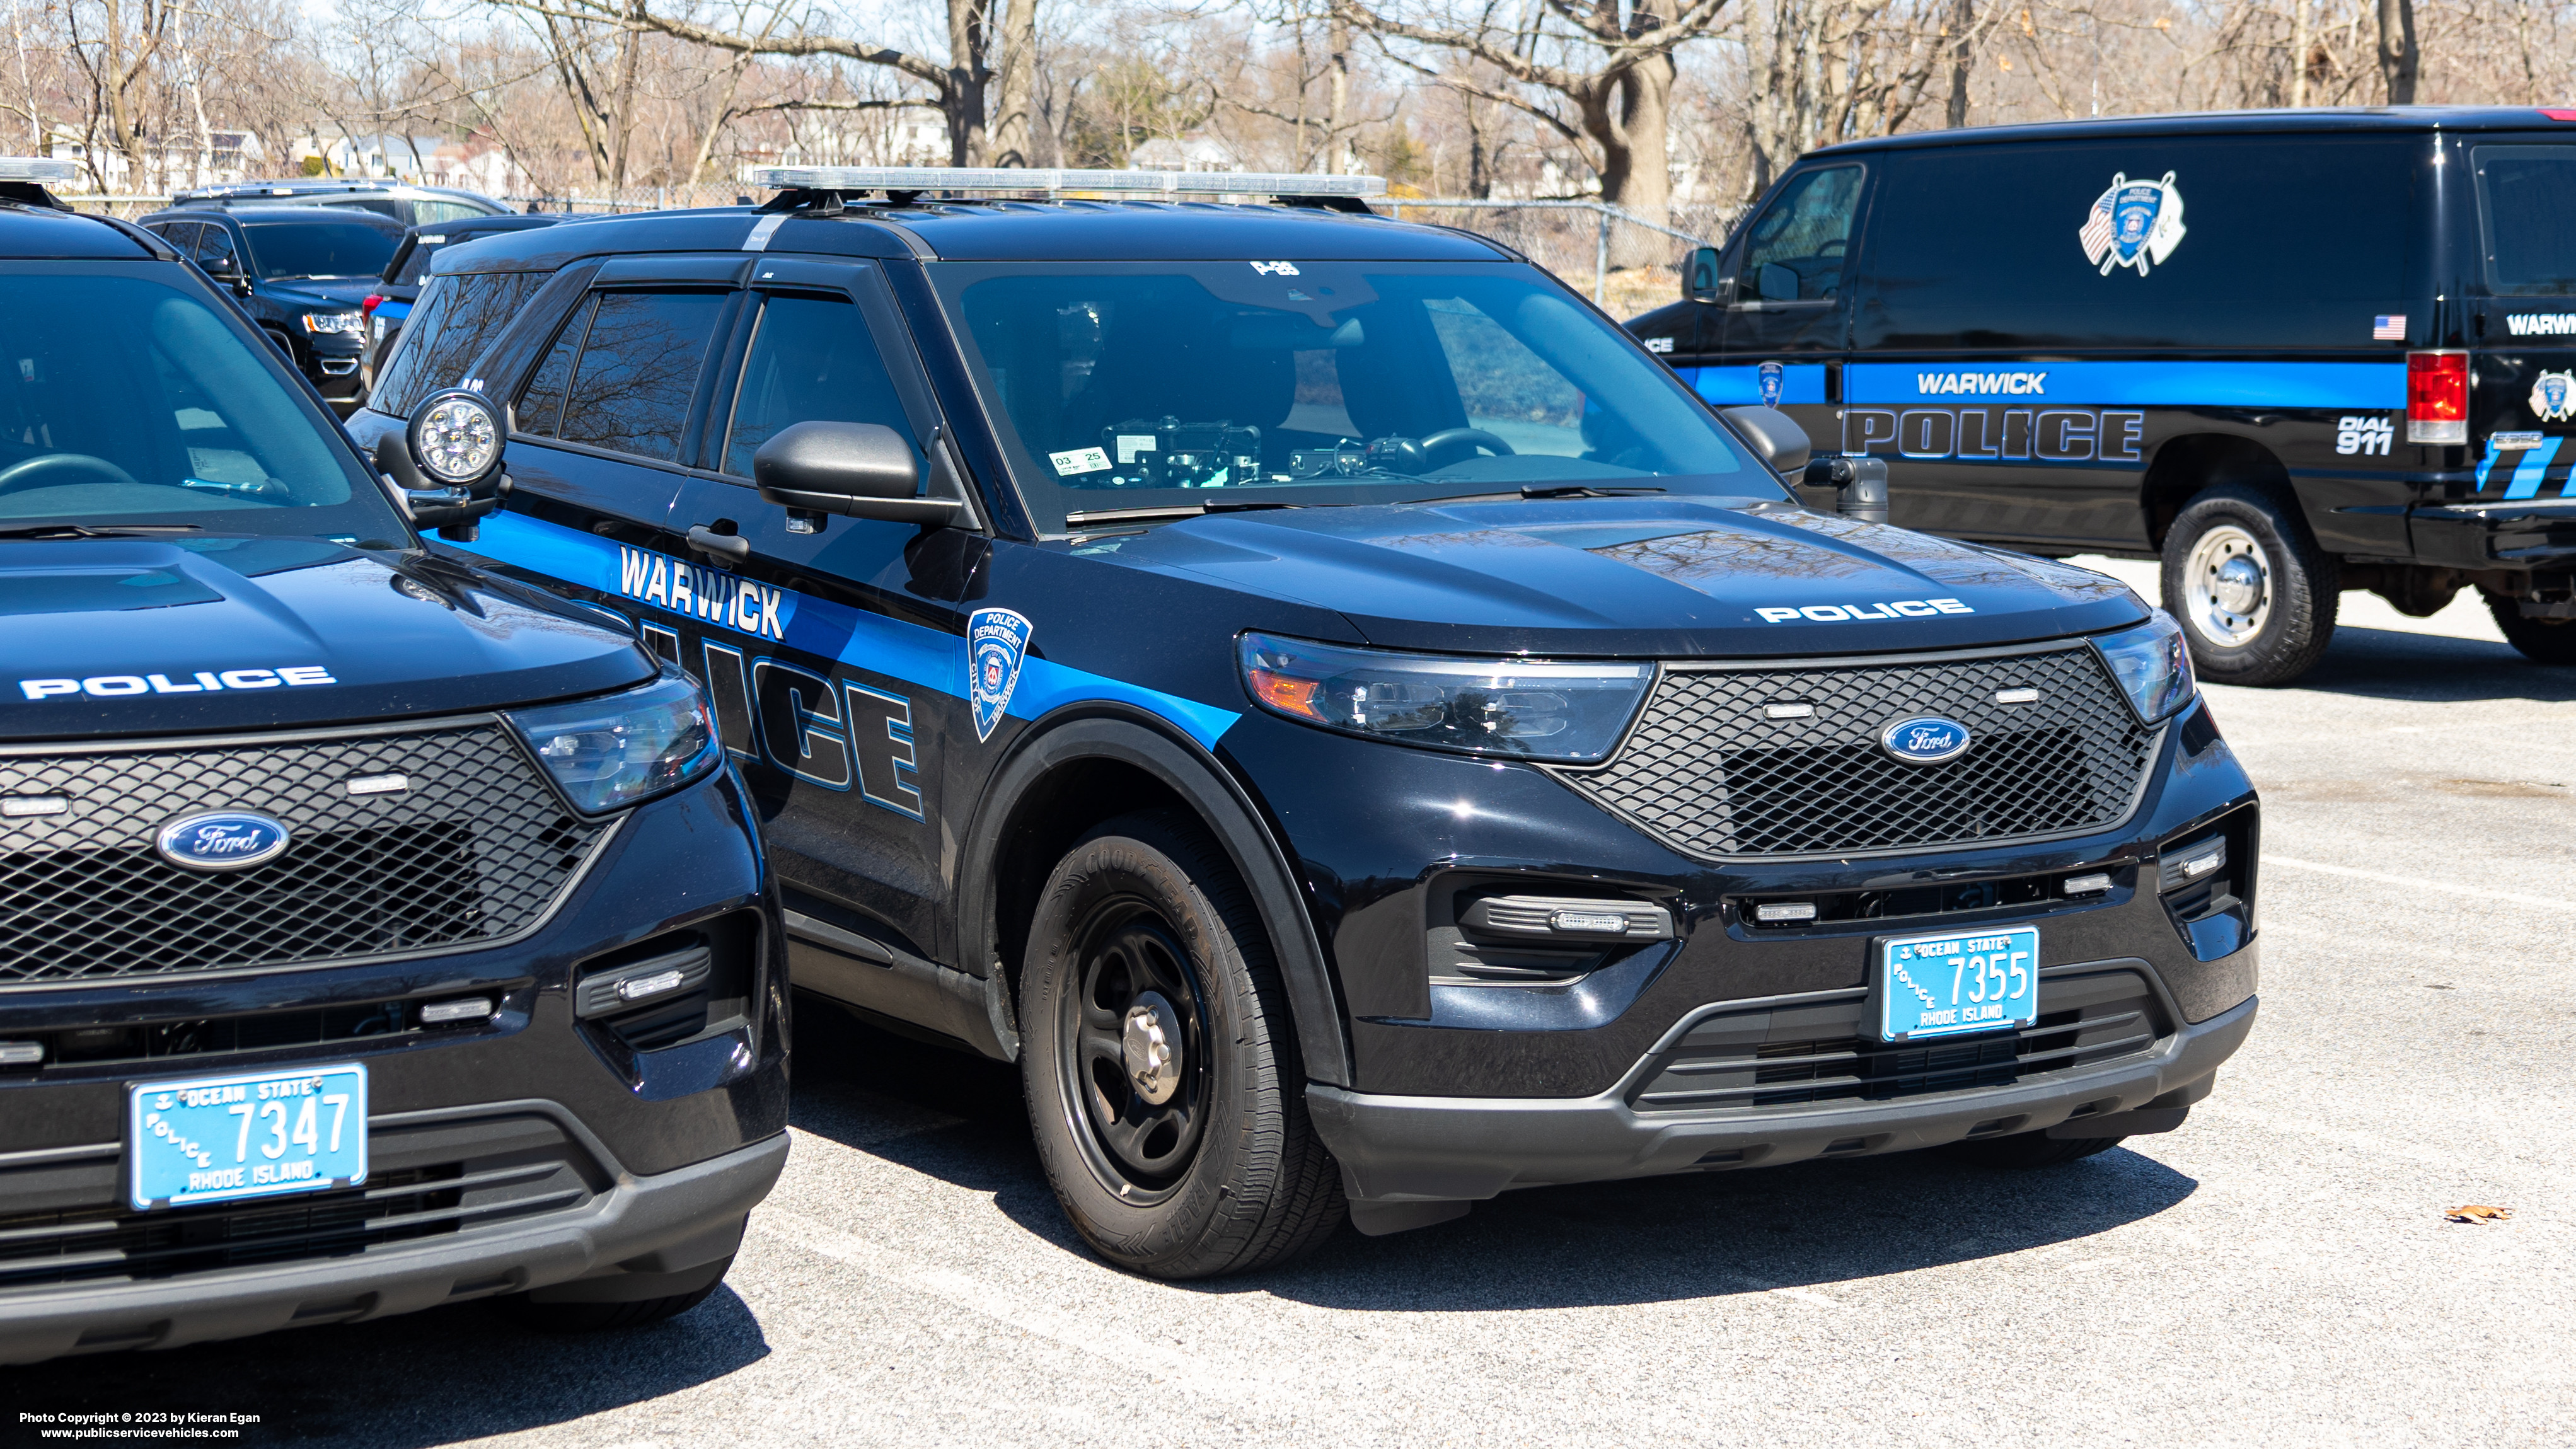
xmin=1719 ymin=405 xmax=1811 ymax=478
xmin=753 ymin=421 xmax=962 ymax=526
xmin=1684 ymin=246 xmax=1723 ymax=304
xmin=383 ymin=389 xmax=511 ymax=541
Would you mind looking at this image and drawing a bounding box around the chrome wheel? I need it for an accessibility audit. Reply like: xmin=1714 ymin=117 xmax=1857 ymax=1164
xmin=1060 ymin=906 xmax=1208 ymax=1201
xmin=2182 ymin=524 xmax=2273 ymax=648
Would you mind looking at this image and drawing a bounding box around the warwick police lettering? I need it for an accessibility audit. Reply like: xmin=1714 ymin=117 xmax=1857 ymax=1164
xmin=618 ymin=545 xmax=787 ymax=641
xmin=1842 ymin=407 xmax=2147 ymax=465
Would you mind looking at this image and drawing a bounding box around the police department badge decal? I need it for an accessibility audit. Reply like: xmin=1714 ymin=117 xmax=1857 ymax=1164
xmin=2078 ymin=171 xmax=2187 ymax=277
xmin=967 ymin=608 xmax=1034 ymax=742
xmin=1758 ymin=361 xmax=1784 ymax=407
xmin=2531 ymin=369 xmax=2576 ymax=423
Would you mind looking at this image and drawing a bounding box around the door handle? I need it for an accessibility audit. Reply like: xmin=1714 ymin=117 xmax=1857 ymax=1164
xmin=686 ymin=525 xmax=751 ymax=565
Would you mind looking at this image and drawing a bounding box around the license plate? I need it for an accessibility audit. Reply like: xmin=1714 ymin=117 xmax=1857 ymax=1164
xmin=127 ymin=1064 xmax=367 ymax=1211
xmin=1877 ymin=927 xmax=2040 ymax=1042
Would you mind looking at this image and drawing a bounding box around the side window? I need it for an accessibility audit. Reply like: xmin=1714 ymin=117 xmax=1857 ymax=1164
xmin=149 ymin=220 xmax=202 ymax=253
xmin=193 ymin=224 xmax=237 ymax=269
xmin=413 ymin=200 xmax=485 ymax=225
xmin=1739 ymin=166 xmax=1863 ymax=303
xmin=2472 ymin=145 xmax=2576 ymax=295
xmin=552 ymin=290 xmax=730 ymax=462
xmin=514 ymin=294 xmax=594 ymax=439
xmin=722 ymin=293 xmax=920 ymax=478
xmin=369 ymin=270 xmax=550 ymax=416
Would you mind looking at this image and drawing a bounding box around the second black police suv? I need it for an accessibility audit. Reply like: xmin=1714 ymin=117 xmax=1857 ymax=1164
xmin=1631 ymin=108 xmax=2576 ymax=681
xmin=0 ymin=160 xmax=785 ymax=1363
xmin=358 ymin=167 xmax=2258 ymax=1279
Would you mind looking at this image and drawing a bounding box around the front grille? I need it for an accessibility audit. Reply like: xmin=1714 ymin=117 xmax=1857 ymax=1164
xmin=1627 ymin=970 xmax=2164 ymax=1114
xmin=0 ymin=723 xmax=603 ymax=986
xmin=1559 ymin=644 xmax=2156 ymax=858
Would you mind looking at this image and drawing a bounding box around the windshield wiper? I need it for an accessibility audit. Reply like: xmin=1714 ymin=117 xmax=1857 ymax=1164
xmin=1404 ymin=485 xmax=1670 ymax=505
xmin=0 ymin=522 xmax=205 ymax=540
xmin=1061 ymin=500 xmax=1308 ymax=526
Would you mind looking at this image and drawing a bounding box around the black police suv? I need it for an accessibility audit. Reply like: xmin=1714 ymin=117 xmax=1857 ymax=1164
xmin=0 ymin=160 xmax=786 ymax=1363
xmin=352 ymin=166 xmax=2258 ymax=1279
xmin=140 ymin=204 xmax=406 ymax=407
xmin=364 ymin=214 xmax=563 ymax=396
xmin=1630 ymin=107 xmax=2576 ymax=682
xmin=168 ymin=178 xmax=509 ymax=229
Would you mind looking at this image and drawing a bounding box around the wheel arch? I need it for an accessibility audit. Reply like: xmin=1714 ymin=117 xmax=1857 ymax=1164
xmin=2140 ymin=432 xmax=2294 ymax=550
xmin=957 ymin=705 xmax=1352 ymax=1087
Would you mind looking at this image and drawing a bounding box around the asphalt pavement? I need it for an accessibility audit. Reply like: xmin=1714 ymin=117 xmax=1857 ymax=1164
xmin=9 ymin=561 xmax=2573 ymax=1448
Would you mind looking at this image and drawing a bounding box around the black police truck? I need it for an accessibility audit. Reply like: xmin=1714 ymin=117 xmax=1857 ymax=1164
xmin=355 ymin=166 xmax=2259 ymax=1279
xmin=0 ymin=160 xmax=786 ymax=1362
xmin=1629 ymin=108 xmax=2576 ymax=682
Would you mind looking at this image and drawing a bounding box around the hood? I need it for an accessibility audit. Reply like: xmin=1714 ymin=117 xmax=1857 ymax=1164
xmin=263 ymin=279 xmax=377 ymax=309
xmin=1110 ymin=498 xmax=2148 ymax=656
xmin=0 ymin=536 xmax=655 ymax=740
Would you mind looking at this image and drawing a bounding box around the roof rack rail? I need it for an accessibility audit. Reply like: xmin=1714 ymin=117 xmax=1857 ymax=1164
xmin=746 ymin=166 xmax=1385 ymax=200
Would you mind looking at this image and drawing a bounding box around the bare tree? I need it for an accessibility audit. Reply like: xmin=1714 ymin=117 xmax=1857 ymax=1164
xmin=2379 ymin=0 xmax=2418 ymax=101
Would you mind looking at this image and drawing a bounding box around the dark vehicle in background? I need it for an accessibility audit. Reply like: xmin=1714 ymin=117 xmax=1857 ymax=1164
xmin=362 ymin=214 xmax=562 ymax=395
xmin=0 ymin=159 xmax=786 ymax=1364
xmin=355 ymin=167 xmax=2257 ymax=1281
xmin=141 ymin=205 xmax=405 ymax=408
xmin=1629 ymin=108 xmax=2576 ymax=680
xmin=169 ymin=178 xmax=508 ymax=229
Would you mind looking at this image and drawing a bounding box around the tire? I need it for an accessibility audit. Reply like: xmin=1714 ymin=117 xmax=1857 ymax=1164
xmin=2485 ymin=592 xmax=2576 ymax=665
xmin=2159 ymin=484 xmax=2338 ymax=686
xmin=1939 ymin=1133 xmax=2125 ymax=1169
xmin=489 ymin=1258 xmax=731 ymax=1332
xmin=1019 ymin=811 xmax=1343 ymax=1279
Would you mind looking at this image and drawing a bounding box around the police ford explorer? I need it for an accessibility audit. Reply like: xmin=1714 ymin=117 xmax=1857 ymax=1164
xmin=1629 ymin=108 xmax=2576 ymax=683
xmin=352 ymin=166 xmax=2258 ymax=1279
xmin=0 ymin=160 xmax=786 ymax=1363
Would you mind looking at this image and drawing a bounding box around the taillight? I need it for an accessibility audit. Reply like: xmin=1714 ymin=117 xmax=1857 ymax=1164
xmin=2406 ymin=350 xmax=2468 ymax=444
xmin=361 ymin=294 xmax=383 ymax=316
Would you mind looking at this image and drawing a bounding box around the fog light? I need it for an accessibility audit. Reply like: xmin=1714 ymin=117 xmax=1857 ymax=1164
xmin=1 ymin=795 xmax=67 ymax=817
xmin=1547 ymin=909 xmax=1630 ymax=935
xmin=2159 ymin=837 xmax=2227 ymax=892
xmin=616 ymin=968 xmax=688 ymax=1002
xmin=1763 ymin=702 xmax=1815 ymax=720
xmin=0 ymin=1042 xmax=42 ymax=1066
xmin=1755 ymin=901 xmax=1818 ymax=923
xmin=2063 ymin=872 xmax=2113 ymax=896
xmin=1995 ymin=687 xmax=2039 ymax=705
xmin=420 ymin=997 xmax=494 ymax=1024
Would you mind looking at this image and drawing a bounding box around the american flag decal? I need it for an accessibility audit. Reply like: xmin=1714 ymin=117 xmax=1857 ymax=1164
xmin=2373 ymin=315 xmax=2407 ymax=340
xmin=2079 ymin=192 xmax=2117 ymax=267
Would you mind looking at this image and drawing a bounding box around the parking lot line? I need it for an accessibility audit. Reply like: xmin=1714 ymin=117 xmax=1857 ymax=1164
xmin=2265 ymin=855 xmax=2576 ymax=911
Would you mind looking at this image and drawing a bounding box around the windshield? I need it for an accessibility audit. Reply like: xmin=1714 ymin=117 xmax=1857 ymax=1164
xmin=936 ymin=262 xmax=1782 ymax=531
xmin=0 ymin=268 xmax=401 ymax=539
xmin=244 ymin=217 xmax=402 ymax=280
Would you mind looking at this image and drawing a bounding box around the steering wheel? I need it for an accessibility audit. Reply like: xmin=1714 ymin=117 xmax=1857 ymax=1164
xmin=0 ymin=453 xmax=142 ymax=495
xmin=1418 ymin=427 xmax=1516 ymax=468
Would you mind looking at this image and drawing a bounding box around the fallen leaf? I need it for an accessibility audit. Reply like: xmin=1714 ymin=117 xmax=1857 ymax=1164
xmin=2444 ymin=1204 xmax=2512 ymax=1224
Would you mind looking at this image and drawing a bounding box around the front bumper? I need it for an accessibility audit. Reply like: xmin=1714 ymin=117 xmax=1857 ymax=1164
xmin=0 ymin=1112 xmax=786 ymax=1365
xmin=1310 ymin=983 xmax=2256 ymax=1208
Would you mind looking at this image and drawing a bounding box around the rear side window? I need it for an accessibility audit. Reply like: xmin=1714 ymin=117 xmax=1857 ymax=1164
xmin=2472 ymin=145 xmax=2576 ymax=295
xmin=369 ymin=270 xmax=551 ymax=417
xmin=521 ymin=290 xmax=729 ymax=462
xmin=722 ymin=293 xmax=918 ymax=477
xmin=1854 ymin=137 xmax=2419 ymax=350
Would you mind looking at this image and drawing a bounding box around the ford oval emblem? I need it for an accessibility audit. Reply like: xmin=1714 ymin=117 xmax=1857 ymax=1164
xmin=1880 ymin=715 xmax=1972 ymax=765
xmin=154 ymin=811 xmax=292 ymax=872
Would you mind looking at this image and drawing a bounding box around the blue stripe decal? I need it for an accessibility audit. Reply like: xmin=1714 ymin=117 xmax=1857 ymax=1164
xmin=1678 ymin=364 xmax=1828 ymax=407
xmin=2474 ymin=447 xmax=2503 ymax=492
xmin=2504 ymin=437 xmax=2563 ymax=500
xmin=463 ymin=511 xmax=1240 ymax=747
xmin=1847 ymin=361 xmax=2407 ymax=409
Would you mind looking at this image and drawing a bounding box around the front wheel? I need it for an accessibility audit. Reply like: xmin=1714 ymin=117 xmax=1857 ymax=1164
xmin=2160 ymin=485 xmax=2338 ymax=686
xmin=2486 ymin=592 xmax=2576 ymax=665
xmin=1019 ymin=812 xmax=1343 ymax=1279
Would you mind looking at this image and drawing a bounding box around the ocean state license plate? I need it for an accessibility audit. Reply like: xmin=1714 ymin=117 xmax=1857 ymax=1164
xmin=127 ymin=1064 xmax=367 ymax=1211
xmin=1877 ymin=927 xmax=2041 ymax=1043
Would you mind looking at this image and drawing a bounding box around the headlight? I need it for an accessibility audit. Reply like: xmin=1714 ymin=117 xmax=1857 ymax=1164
xmin=302 ymin=311 xmax=364 ymax=335
xmin=505 ymin=669 xmax=723 ymax=813
xmin=1240 ymin=633 xmax=1651 ymax=762
xmin=2092 ymin=611 xmax=2195 ymax=722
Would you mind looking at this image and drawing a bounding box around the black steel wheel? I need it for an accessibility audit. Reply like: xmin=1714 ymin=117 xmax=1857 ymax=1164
xmin=2486 ymin=592 xmax=2576 ymax=665
xmin=1019 ymin=811 xmax=1343 ymax=1279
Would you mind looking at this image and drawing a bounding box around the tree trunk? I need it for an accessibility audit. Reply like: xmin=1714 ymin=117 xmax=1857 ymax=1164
xmin=1588 ymin=50 xmax=1672 ymax=266
xmin=1327 ymin=13 xmax=1351 ymax=173
xmin=944 ymin=0 xmax=990 ymax=165
xmin=2377 ymin=0 xmax=2417 ymax=105
xmin=989 ymin=0 xmax=1037 ymax=166
xmin=610 ymin=0 xmax=643 ymax=188
xmin=1946 ymin=0 xmax=1975 ymax=129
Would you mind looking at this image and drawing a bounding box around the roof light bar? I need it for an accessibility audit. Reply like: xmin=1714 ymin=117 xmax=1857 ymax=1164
xmin=0 ymin=157 xmax=79 ymax=184
xmin=747 ymin=166 xmax=1385 ymax=200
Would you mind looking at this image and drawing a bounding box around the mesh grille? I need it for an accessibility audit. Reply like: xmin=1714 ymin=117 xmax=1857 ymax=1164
xmin=1559 ymin=645 xmax=2156 ymax=858
xmin=0 ymin=724 xmax=601 ymax=986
